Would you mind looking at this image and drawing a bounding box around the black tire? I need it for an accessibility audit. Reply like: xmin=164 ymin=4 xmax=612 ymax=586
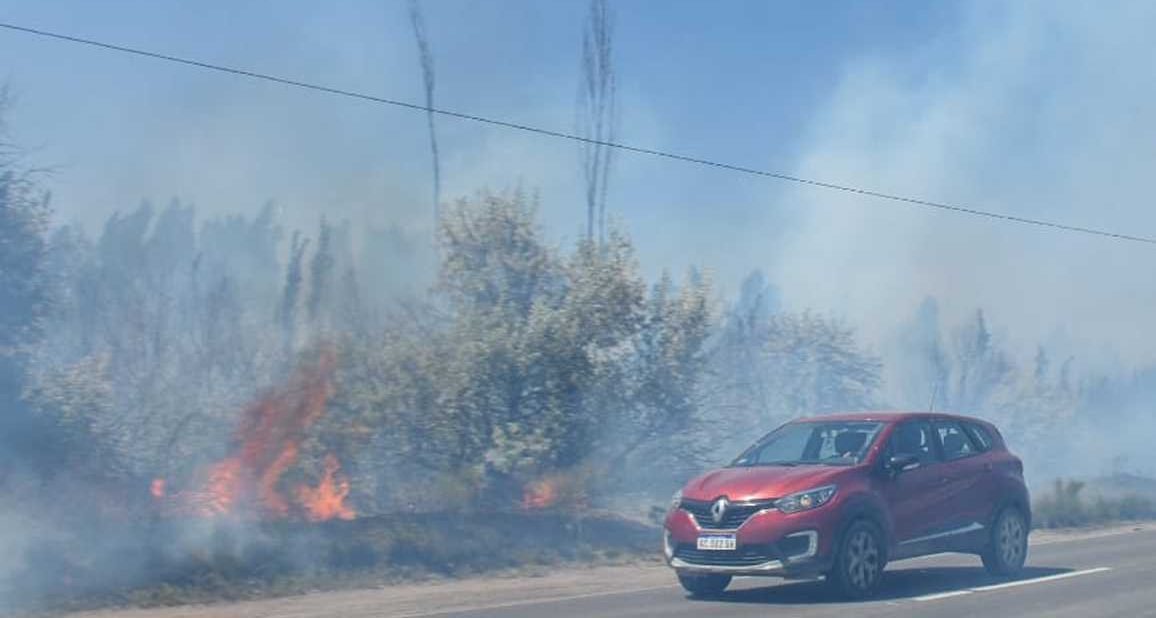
xmin=982 ymin=507 xmax=1028 ymax=576
xmin=677 ymin=573 xmax=731 ymax=597
xmin=826 ymin=519 xmax=886 ymax=599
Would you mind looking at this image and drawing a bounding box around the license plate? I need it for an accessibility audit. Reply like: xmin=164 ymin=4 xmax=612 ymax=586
xmin=696 ymin=534 xmax=737 ymax=551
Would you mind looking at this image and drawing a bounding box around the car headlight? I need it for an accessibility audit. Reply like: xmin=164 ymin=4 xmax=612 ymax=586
xmin=775 ymin=485 xmax=837 ymax=514
xmin=671 ymin=488 xmax=683 ymax=509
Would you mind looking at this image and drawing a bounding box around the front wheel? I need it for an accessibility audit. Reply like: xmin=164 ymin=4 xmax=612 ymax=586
xmin=826 ymin=520 xmax=886 ymax=599
xmin=982 ymin=507 xmax=1028 ymax=576
xmin=677 ymin=573 xmax=731 ymax=597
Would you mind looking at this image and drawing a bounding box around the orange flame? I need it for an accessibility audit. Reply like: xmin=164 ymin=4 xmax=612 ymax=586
xmin=155 ymin=348 xmax=356 ymax=522
xmin=295 ymin=454 xmax=356 ymax=522
xmin=522 ymin=478 xmax=560 ymax=510
xmin=150 ymin=478 xmax=166 ymax=500
xmin=195 ymin=457 xmax=244 ymax=516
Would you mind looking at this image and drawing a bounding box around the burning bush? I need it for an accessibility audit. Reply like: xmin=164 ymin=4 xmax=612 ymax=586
xmin=521 ymin=468 xmax=594 ymax=511
xmin=151 ymin=348 xmax=355 ymax=522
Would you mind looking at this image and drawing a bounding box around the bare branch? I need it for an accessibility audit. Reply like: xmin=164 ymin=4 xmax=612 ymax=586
xmin=577 ymin=0 xmax=617 ymax=244
xmin=408 ymin=0 xmax=441 ymax=229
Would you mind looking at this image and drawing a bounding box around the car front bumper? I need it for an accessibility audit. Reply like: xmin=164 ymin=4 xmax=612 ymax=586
xmin=664 ymin=529 xmax=831 ymax=578
xmin=663 ymin=505 xmax=840 ymax=578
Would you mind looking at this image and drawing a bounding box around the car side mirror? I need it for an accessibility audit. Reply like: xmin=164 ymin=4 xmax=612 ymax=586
xmin=885 ymin=453 xmax=920 ymax=477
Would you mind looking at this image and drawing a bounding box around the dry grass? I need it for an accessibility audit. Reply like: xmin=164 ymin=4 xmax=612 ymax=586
xmin=1033 ymin=477 xmax=1156 ymax=529
xmin=0 ymin=512 xmax=659 ymax=615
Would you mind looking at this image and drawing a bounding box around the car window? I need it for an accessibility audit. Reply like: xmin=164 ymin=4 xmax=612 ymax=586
xmin=934 ymin=420 xmax=978 ymax=460
xmin=749 ymin=425 xmax=811 ymax=464
xmin=814 ymin=425 xmax=872 ymax=460
xmin=731 ymin=421 xmax=883 ymax=466
xmin=885 ymin=421 xmax=939 ymax=466
xmin=962 ymin=422 xmax=994 ymax=452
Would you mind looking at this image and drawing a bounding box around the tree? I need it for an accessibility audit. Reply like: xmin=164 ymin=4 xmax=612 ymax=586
xmin=0 ymin=90 xmax=54 ymax=474
xmin=578 ymin=0 xmax=618 ymax=243
xmin=989 ymin=342 xmax=1078 ymax=477
xmin=700 ymin=271 xmax=781 ymax=431
xmin=885 ymin=296 xmax=949 ymax=411
xmin=279 ymin=231 xmax=309 ymax=356
xmin=701 ymin=303 xmax=882 ymax=460
xmin=0 ymin=171 xmax=49 ymax=362
xmin=947 ymin=309 xmax=1013 ymax=414
xmin=335 ymin=193 xmax=714 ymax=508
xmin=408 ymin=0 xmax=441 ymax=226
xmin=438 ymin=191 xmax=563 ymax=317
xmin=763 ymin=311 xmax=882 ymax=416
xmin=308 ymin=217 xmax=335 ymax=330
xmin=605 ymin=267 xmax=711 ymax=481
xmin=23 ymin=355 xmax=120 ymax=479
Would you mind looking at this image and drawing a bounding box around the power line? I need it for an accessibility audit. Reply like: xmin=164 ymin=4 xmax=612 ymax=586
xmin=2 ymin=20 xmax=1155 ymax=246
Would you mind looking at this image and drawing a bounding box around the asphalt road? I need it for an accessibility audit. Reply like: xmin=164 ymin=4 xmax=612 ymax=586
xmin=427 ymin=527 xmax=1156 ymax=618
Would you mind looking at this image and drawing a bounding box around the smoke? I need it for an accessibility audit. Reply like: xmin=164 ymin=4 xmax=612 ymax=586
xmin=755 ymin=1 xmax=1156 ymax=486
xmin=769 ymin=1 xmax=1156 ymax=367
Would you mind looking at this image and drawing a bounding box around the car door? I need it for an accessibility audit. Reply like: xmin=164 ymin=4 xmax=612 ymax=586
xmin=931 ymin=418 xmax=992 ymax=541
xmin=960 ymin=420 xmax=1007 ymax=522
xmin=877 ymin=420 xmax=950 ymax=551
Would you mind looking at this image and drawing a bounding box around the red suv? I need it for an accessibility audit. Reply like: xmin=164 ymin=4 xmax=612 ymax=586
xmin=663 ymin=412 xmax=1030 ymax=598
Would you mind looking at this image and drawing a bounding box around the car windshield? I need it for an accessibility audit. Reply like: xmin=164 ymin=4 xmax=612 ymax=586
xmin=729 ymin=421 xmax=884 ymax=467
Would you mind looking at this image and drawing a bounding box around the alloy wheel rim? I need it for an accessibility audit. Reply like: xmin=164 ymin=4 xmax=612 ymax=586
xmin=999 ymin=512 xmax=1026 ymax=566
xmin=847 ymin=529 xmax=880 ymax=590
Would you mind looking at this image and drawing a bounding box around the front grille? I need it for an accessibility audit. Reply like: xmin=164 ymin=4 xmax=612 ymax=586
xmin=679 ymin=498 xmax=776 ymax=530
xmin=673 ymin=543 xmax=777 ymax=567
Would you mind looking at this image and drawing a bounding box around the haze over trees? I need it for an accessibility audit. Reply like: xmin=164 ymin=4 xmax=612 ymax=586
xmin=0 ymin=73 xmax=1151 ymax=523
xmin=5 ymin=172 xmax=1151 ymax=520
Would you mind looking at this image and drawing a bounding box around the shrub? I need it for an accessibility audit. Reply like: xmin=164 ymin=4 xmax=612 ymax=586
xmin=1033 ymin=478 xmax=1156 ymax=528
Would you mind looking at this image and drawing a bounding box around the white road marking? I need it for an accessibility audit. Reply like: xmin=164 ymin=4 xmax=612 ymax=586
xmin=390 ymin=584 xmax=681 ymax=618
xmin=969 ymin=567 xmax=1113 ymax=592
xmin=913 ymin=567 xmax=1113 ymax=602
xmin=913 ymin=590 xmax=974 ymax=601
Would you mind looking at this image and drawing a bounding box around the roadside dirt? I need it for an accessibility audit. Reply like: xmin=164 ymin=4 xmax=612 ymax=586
xmin=58 ymin=523 xmax=1150 ymax=618
xmin=1029 ymin=521 xmax=1150 ymax=545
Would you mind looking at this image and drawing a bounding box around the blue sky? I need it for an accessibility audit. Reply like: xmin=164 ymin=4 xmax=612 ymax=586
xmin=0 ymin=1 xmax=957 ymax=246
xmin=3 ymin=1 xmax=1156 ymax=368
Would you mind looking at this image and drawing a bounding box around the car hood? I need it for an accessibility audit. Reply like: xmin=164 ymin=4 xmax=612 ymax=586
xmin=682 ymin=465 xmax=848 ymax=502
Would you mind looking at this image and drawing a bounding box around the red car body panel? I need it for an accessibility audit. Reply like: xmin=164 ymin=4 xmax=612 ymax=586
xmin=683 ymin=466 xmax=847 ymax=503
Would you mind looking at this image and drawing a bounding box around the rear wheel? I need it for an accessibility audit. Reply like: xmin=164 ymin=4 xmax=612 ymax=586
xmin=826 ymin=520 xmax=886 ymax=599
xmin=677 ymin=573 xmax=731 ymax=597
xmin=982 ymin=507 xmax=1028 ymax=576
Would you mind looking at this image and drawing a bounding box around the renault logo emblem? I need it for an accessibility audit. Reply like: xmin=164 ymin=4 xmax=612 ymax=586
xmin=711 ymin=497 xmax=729 ymax=524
